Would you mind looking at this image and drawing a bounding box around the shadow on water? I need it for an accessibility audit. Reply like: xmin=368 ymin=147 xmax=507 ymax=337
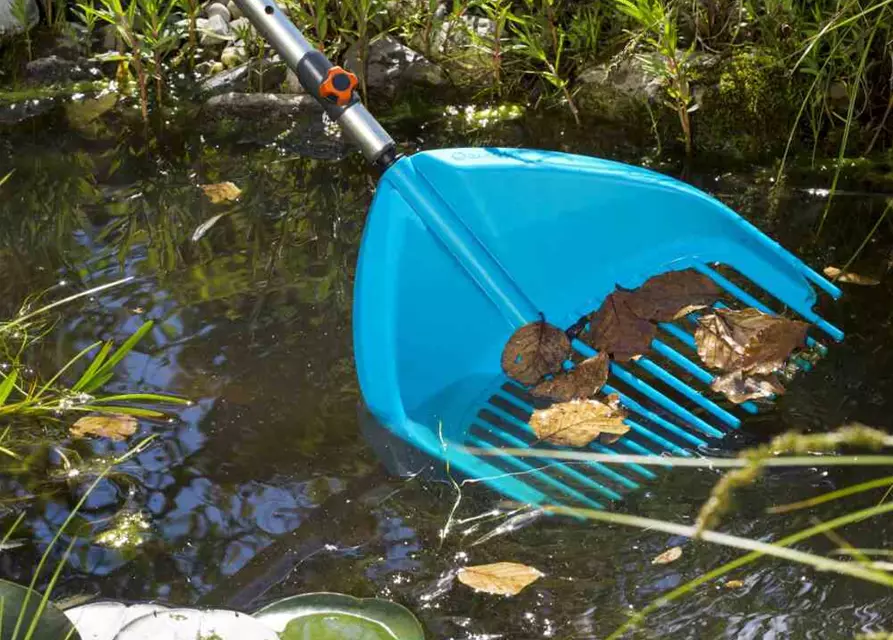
xmin=1 ymin=99 xmax=893 ymax=638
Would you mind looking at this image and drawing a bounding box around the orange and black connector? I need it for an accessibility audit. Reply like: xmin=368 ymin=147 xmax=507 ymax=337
xmin=296 ymin=51 xmax=360 ymax=118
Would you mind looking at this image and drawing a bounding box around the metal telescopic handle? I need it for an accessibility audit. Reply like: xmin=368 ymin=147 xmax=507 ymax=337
xmin=232 ymin=0 xmax=398 ymax=167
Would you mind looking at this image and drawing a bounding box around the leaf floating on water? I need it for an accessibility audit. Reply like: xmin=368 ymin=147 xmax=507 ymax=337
xmin=191 ymin=213 xmax=227 ymax=242
xmin=501 ymin=321 xmax=571 ymax=386
xmin=200 ymin=181 xmax=242 ymax=203
xmin=70 ymin=414 xmax=138 ymax=441
xmin=529 ymin=395 xmax=629 ymax=448
xmin=623 ymin=269 xmax=722 ymax=322
xmin=651 ymin=546 xmax=682 ymax=565
xmin=582 ymin=292 xmax=657 ymax=362
xmin=823 ymin=266 xmax=881 ymax=286
xmin=724 ymin=579 xmax=745 ymax=589
xmin=457 ymin=562 xmax=544 ymax=596
xmin=710 ymin=371 xmax=785 ymax=404
xmin=531 ymin=353 xmax=610 ymax=402
xmin=695 ymin=308 xmax=809 ymax=374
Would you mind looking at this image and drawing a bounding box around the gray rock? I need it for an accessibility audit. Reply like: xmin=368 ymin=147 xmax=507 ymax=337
xmin=206 ymin=2 xmax=230 ymax=22
xmin=226 ymin=0 xmax=242 ymax=19
xmin=203 ymin=91 xmax=319 ymax=118
xmin=25 ymin=56 xmax=100 ymax=85
xmin=577 ymin=55 xmax=665 ymax=103
xmin=409 ymin=14 xmax=494 ymax=83
xmin=283 ymin=69 xmax=305 ymax=94
xmin=344 ymin=35 xmax=443 ymax=95
xmin=228 ymin=17 xmax=256 ymax=40
xmin=49 ymin=25 xmax=84 ymax=60
xmin=220 ymin=45 xmax=246 ymax=68
xmin=0 ymin=0 xmax=37 ymax=36
xmin=201 ymin=60 xmax=286 ymax=95
xmin=198 ymin=14 xmax=230 ymax=46
xmin=100 ymin=23 xmax=120 ymax=51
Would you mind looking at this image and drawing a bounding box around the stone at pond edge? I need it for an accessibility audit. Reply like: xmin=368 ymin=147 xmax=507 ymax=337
xmin=407 ymin=14 xmax=496 ymax=84
xmin=344 ymin=36 xmax=443 ymax=97
xmin=227 ymin=0 xmax=242 ymax=18
xmin=0 ymin=0 xmax=38 ymax=35
xmin=198 ymin=14 xmax=230 ymax=46
xmin=206 ymin=0 xmax=231 ymax=22
xmin=26 ymin=56 xmax=101 ymax=85
xmin=202 ymin=59 xmax=287 ymax=95
xmin=65 ymin=601 xmax=169 ymax=640
xmin=114 ymin=608 xmax=277 ymax=639
xmin=252 ymin=592 xmax=425 ymax=639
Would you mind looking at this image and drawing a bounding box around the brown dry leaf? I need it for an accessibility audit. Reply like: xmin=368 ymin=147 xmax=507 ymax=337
xmin=457 ymin=562 xmax=544 ymax=596
xmin=582 ymin=292 xmax=657 ymax=362
xmin=531 ymin=353 xmax=610 ymax=402
xmin=695 ymin=308 xmax=808 ymax=374
xmin=651 ymin=546 xmax=682 ymax=565
xmin=71 ymin=414 xmax=138 ymax=441
xmin=710 ymin=371 xmax=785 ymax=404
xmin=823 ymin=266 xmax=880 ymax=286
xmin=724 ymin=580 xmax=745 ymax=589
xmin=200 ymin=181 xmax=242 ymax=203
xmin=529 ymin=395 xmax=629 ymax=448
xmin=501 ymin=321 xmax=571 ymax=386
xmin=623 ymin=269 xmax=722 ymax=322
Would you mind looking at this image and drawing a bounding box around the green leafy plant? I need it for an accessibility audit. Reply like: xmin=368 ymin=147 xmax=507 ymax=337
xmin=616 ymin=0 xmax=696 ymax=155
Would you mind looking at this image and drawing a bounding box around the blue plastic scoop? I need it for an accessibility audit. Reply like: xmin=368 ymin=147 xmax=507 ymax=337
xmin=237 ymin=0 xmax=845 ymax=510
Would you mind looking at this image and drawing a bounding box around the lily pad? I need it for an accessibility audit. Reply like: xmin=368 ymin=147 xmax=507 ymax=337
xmin=252 ymin=593 xmax=424 ymax=640
xmin=114 ymin=608 xmax=276 ymax=639
xmin=0 ymin=578 xmax=81 ymax=640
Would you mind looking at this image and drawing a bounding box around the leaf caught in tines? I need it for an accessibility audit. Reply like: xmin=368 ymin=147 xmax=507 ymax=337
xmin=191 ymin=213 xmax=227 ymax=242
xmin=652 ymin=546 xmax=682 ymax=565
xmin=71 ymin=414 xmax=138 ymax=441
xmin=200 ymin=181 xmax=242 ymax=203
xmin=457 ymin=562 xmax=544 ymax=596
xmin=823 ymin=266 xmax=880 ymax=286
xmin=501 ymin=321 xmax=571 ymax=386
xmin=711 ymin=371 xmax=785 ymax=404
xmin=695 ymin=308 xmax=809 ymax=374
xmin=582 ymin=292 xmax=657 ymax=362
xmin=623 ymin=269 xmax=722 ymax=322
xmin=529 ymin=395 xmax=629 ymax=448
xmin=531 ymin=352 xmax=610 ymax=402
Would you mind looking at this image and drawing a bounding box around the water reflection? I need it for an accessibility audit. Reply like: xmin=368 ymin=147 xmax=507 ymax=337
xmin=1 ymin=103 xmax=893 ymax=638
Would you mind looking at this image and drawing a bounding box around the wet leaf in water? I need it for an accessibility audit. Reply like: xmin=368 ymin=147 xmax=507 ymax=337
xmin=200 ymin=181 xmax=242 ymax=203
xmin=582 ymin=292 xmax=657 ymax=361
xmin=823 ymin=266 xmax=881 ymax=286
xmin=191 ymin=213 xmax=227 ymax=242
xmin=623 ymin=269 xmax=721 ymax=322
xmin=529 ymin=395 xmax=629 ymax=448
xmin=695 ymin=308 xmax=808 ymax=374
xmin=652 ymin=546 xmax=682 ymax=565
xmin=71 ymin=414 xmax=138 ymax=441
xmin=501 ymin=321 xmax=571 ymax=385
xmin=457 ymin=562 xmax=544 ymax=596
xmin=531 ymin=353 xmax=610 ymax=402
xmin=710 ymin=371 xmax=785 ymax=404
xmin=724 ymin=580 xmax=745 ymax=589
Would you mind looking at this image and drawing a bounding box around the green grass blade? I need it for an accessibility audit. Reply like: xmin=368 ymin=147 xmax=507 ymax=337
xmin=0 ymin=371 xmax=18 ymax=406
xmin=768 ymin=475 xmax=893 ymax=514
xmin=74 ymin=405 xmax=166 ymax=418
xmin=71 ymin=341 xmax=112 ymax=393
xmin=5 ymin=277 xmax=134 ymax=332
xmin=0 ymin=170 xmax=13 ymax=188
xmin=606 ymin=499 xmax=893 ymax=639
xmin=23 ymin=538 xmax=77 ymax=640
xmin=91 ymin=393 xmax=191 ymax=405
xmin=545 ymin=504 xmax=893 ymax=585
xmin=81 ymin=320 xmax=154 ymax=393
xmin=36 ymin=340 xmax=102 ymax=400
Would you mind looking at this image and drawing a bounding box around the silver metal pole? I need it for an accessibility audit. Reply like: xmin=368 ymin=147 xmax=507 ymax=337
xmin=232 ymin=0 xmax=398 ymax=167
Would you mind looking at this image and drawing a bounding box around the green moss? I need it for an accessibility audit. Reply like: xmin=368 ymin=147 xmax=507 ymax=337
xmin=693 ymin=50 xmax=792 ymax=160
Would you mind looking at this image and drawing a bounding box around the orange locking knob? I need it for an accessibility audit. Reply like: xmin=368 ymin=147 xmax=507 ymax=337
xmin=319 ymin=66 xmax=358 ymax=107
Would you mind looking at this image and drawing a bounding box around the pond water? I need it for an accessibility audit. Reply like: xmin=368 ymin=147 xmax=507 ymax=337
xmin=2 ymin=95 xmax=893 ymax=639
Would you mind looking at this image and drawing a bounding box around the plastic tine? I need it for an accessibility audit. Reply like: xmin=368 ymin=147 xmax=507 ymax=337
xmin=479 ymin=425 xmax=626 ymax=501
xmin=650 ymin=339 xmax=758 ymax=416
xmin=633 ymin=356 xmax=740 ymax=428
xmin=573 ymin=341 xmax=724 ymax=439
xmin=482 ymin=402 xmax=636 ymax=495
xmin=692 ymin=263 xmax=844 ymax=342
xmin=467 ymin=435 xmax=605 ymax=509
